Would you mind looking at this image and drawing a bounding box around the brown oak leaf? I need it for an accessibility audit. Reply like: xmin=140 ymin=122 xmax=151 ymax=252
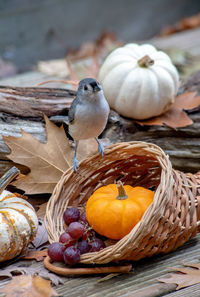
xmin=3 ymin=115 xmax=98 ymax=194
xmin=158 ymin=263 xmax=200 ymax=290
xmin=0 ymin=275 xmax=58 ymax=297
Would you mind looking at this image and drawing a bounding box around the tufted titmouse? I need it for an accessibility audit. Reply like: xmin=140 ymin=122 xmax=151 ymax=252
xmin=68 ymin=78 xmax=110 ymax=172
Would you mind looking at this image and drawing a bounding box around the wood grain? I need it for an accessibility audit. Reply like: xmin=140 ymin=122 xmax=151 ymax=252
xmin=0 ymin=85 xmax=75 ymax=117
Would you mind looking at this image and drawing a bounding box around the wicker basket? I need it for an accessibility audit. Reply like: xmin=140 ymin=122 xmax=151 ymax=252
xmin=45 ymin=141 xmax=200 ymax=265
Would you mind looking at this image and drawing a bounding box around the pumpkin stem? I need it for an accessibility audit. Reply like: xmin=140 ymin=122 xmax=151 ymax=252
xmin=0 ymin=167 xmax=20 ymax=196
xmin=116 ymin=181 xmax=128 ymax=200
xmin=138 ymin=55 xmax=154 ymax=67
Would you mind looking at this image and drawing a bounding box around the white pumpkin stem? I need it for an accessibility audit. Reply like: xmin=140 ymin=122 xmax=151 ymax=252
xmin=0 ymin=167 xmax=20 ymax=195
xmin=116 ymin=181 xmax=128 ymax=200
xmin=138 ymin=55 xmax=154 ymax=67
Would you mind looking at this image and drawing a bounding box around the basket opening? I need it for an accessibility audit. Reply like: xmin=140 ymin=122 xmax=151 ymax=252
xmin=46 ymin=143 xmax=166 ymax=250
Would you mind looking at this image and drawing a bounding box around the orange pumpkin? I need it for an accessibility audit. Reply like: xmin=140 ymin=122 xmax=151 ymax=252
xmin=86 ymin=182 xmax=154 ymax=240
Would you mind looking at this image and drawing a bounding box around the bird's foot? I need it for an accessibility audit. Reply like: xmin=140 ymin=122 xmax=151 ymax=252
xmin=73 ymin=157 xmax=79 ymax=173
xmin=96 ymin=138 xmax=104 ymax=158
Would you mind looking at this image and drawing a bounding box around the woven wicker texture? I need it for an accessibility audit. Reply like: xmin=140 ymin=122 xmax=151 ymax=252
xmin=45 ymin=141 xmax=200 ymax=264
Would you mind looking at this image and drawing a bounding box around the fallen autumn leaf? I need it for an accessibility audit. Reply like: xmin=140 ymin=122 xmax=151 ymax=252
xmin=136 ymin=92 xmax=200 ymax=128
xmin=3 ymin=115 xmax=98 ymax=194
xmin=0 ymin=262 xmax=64 ymax=286
xmin=0 ymin=275 xmax=58 ymax=297
xmin=158 ymin=263 xmax=200 ymax=290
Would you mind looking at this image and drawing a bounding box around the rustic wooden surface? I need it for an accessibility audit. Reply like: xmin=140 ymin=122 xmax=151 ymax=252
xmin=0 ymin=85 xmax=74 ymax=117
xmin=0 ymin=235 xmax=200 ymax=296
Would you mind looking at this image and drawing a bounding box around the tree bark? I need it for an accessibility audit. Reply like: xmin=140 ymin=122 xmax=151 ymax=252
xmin=0 ymin=85 xmax=75 ymax=118
xmin=0 ymin=74 xmax=200 ymax=176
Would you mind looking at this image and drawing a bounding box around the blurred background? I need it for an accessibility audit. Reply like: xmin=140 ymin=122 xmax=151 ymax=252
xmin=0 ymin=0 xmax=200 ymax=73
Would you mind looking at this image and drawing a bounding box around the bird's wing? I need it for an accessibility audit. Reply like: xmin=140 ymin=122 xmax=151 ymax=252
xmin=68 ymin=97 xmax=77 ymax=124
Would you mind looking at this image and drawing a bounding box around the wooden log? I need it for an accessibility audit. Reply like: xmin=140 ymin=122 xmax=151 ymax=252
xmin=1 ymin=72 xmax=200 ymax=176
xmin=103 ymin=111 xmax=200 ymax=173
xmin=1 ymin=110 xmax=200 ymax=175
xmin=0 ymin=85 xmax=75 ymax=118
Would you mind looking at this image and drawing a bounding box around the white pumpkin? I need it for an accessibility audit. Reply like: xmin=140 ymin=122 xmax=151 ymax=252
xmin=98 ymin=43 xmax=179 ymax=120
xmin=0 ymin=190 xmax=38 ymax=261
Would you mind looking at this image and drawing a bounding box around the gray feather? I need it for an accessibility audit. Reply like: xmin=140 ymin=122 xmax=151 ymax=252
xmin=68 ymin=95 xmax=80 ymax=123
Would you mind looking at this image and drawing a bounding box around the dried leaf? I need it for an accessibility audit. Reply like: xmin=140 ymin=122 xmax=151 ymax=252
xmin=36 ymin=202 xmax=48 ymax=220
xmin=30 ymin=220 xmax=49 ymax=249
xmin=137 ymin=107 xmax=193 ymax=128
xmin=0 ymin=275 xmax=58 ymax=297
xmin=3 ymin=115 xmax=98 ymax=194
xmin=160 ymin=13 xmax=200 ymax=36
xmin=136 ymin=92 xmax=200 ymax=128
xmin=67 ymin=31 xmax=122 ymax=61
xmin=3 ymin=115 xmax=73 ymax=194
xmin=23 ymin=249 xmax=48 ymax=262
xmin=0 ymin=262 xmax=64 ymax=286
xmin=158 ymin=263 xmax=200 ymax=290
xmin=65 ymin=31 xmax=123 ymax=85
xmin=173 ymin=92 xmax=200 ymax=110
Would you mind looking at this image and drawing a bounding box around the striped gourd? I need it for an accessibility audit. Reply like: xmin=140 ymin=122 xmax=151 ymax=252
xmin=0 ymin=190 xmax=38 ymax=261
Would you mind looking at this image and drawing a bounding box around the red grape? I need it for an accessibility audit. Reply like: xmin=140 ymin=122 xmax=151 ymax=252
xmin=77 ymin=240 xmax=91 ymax=254
xmin=63 ymin=246 xmax=80 ymax=265
xmin=63 ymin=207 xmax=80 ymax=225
xmin=90 ymin=238 xmax=106 ymax=252
xmin=59 ymin=232 xmax=76 ymax=247
xmin=79 ymin=211 xmax=88 ymax=224
xmin=82 ymin=229 xmax=93 ymax=241
xmin=48 ymin=242 xmax=66 ymax=262
xmin=67 ymin=222 xmax=85 ymax=239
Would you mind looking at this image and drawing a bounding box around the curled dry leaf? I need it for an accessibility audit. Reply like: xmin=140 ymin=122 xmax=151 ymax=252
xmin=3 ymin=115 xmax=98 ymax=194
xmin=0 ymin=275 xmax=58 ymax=297
xmin=158 ymin=263 xmax=200 ymax=290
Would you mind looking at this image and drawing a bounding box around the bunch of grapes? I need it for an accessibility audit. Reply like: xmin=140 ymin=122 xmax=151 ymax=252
xmin=48 ymin=207 xmax=105 ymax=265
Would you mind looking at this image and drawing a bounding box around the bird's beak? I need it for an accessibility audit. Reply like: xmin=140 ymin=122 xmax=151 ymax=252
xmin=93 ymin=85 xmax=101 ymax=92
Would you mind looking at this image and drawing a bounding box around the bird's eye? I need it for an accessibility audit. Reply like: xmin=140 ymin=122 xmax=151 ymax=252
xmin=84 ymin=85 xmax=88 ymax=91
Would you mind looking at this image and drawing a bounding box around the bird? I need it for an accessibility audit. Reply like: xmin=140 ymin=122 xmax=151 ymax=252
xmin=68 ymin=78 xmax=110 ymax=172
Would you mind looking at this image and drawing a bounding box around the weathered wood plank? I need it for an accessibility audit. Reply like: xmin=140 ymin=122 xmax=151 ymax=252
xmin=165 ymin=284 xmax=200 ymax=297
xmin=103 ymin=111 xmax=200 ymax=173
xmin=1 ymin=235 xmax=199 ymax=296
xmin=0 ymin=85 xmax=74 ymax=117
